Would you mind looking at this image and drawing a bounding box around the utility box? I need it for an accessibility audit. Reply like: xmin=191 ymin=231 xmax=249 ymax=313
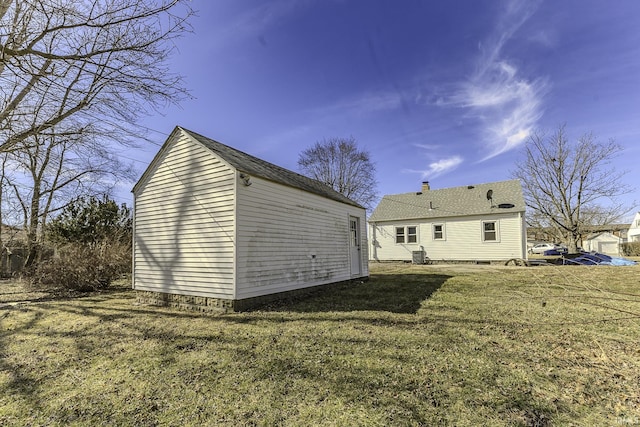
xmin=412 ymin=250 xmax=425 ymax=264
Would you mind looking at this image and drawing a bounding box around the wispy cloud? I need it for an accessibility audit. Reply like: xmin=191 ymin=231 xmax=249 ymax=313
xmin=413 ymin=143 xmax=442 ymax=151
xmin=405 ymin=155 xmax=464 ymax=180
xmin=460 ymin=60 xmax=548 ymax=159
xmin=441 ymin=0 xmax=548 ymax=160
xmin=312 ymin=88 xmax=406 ymax=118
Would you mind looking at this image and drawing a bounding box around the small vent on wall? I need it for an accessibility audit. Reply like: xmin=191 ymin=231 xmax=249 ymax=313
xmin=498 ymin=203 xmax=515 ymax=209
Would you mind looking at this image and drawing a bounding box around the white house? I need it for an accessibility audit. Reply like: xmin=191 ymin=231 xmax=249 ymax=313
xmin=583 ymin=232 xmax=621 ymax=255
xmin=368 ymin=180 xmax=527 ymax=263
xmin=133 ymin=127 xmax=368 ymax=311
xmin=627 ymin=212 xmax=640 ymax=243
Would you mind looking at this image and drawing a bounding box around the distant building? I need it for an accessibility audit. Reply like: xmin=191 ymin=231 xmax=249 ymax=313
xmin=527 ymin=223 xmax=631 ymax=247
xmin=583 ymin=232 xmax=622 ymax=255
xmin=368 ymin=180 xmax=527 ymax=263
xmin=628 ymin=212 xmax=640 ymax=243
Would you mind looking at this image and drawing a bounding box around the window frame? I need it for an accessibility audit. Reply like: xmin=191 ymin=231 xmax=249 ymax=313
xmin=432 ymin=223 xmax=445 ymax=240
xmin=349 ymin=218 xmax=359 ymax=247
xmin=482 ymin=220 xmax=499 ymax=242
xmin=395 ymin=226 xmax=418 ymax=244
xmin=407 ymin=226 xmax=418 ymax=243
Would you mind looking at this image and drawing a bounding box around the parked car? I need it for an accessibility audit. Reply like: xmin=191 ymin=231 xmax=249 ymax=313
xmin=528 ymin=243 xmax=565 ymax=254
xmin=542 ymin=247 xmax=568 ymax=256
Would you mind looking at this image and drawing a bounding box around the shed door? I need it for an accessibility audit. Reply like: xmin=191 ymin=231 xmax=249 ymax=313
xmin=349 ymin=216 xmax=362 ymax=276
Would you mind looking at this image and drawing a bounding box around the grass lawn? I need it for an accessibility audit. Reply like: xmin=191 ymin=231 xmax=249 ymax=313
xmin=1 ymin=263 xmax=639 ymax=426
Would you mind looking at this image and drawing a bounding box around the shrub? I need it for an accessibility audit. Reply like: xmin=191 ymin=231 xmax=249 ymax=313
xmin=31 ymin=195 xmax=133 ymax=291
xmin=27 ymin=241 xmax=130 ymax=292
xmin=620 ymin=242 xmax=640 ymax=257
xmin=47 ymin=196 xmax=132 ymax=246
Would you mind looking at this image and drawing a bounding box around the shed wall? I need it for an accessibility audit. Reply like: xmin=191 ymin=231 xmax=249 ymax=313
xmin=133 ymin=133 xmax=236 ymax=298
xmin=235 ymin=176 xmax=368 ymax=299
xmin=370 ymin=213 xmax=525 ymax=262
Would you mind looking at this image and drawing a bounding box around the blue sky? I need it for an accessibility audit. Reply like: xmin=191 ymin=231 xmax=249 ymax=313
xmin=127 ymin=0 xmax=640 ymax=218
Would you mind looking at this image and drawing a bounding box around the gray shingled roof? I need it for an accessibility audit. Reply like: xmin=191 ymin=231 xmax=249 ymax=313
xmin=369 ymin=179 xmax=525 ymax=222
xmin=182 ymin=127 xmax=364 ymax=209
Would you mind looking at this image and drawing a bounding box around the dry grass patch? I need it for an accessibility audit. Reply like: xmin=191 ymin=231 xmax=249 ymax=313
xmin=0 ymin=264 xmax=639 ymax=426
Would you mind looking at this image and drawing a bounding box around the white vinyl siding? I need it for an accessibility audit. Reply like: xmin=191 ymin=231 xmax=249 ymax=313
xmin=628 ymin=213 xmax=640 ymax=242
xmin=133 ymin=132 xmax=236 ymax=298
xmin=235 ymin=176 xmax=368 ymax=299
xmin=134 ymin=128 xmax=370 ymax=305
xmin=370 ymin=213 xmax=525 ymax=261
xmin=371 ymin=221 xmax=422 ymax=260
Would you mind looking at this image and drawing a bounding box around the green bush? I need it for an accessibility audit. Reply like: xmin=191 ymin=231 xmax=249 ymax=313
xmin=30 ymin=196 xmax=133 ymax=292
xmin=47 ymin=196 xmax=132 ymax=246
xmin=27 ymin=241 xmax=130 ymax=292
xmin=620 ymin=242 xmax=640 ymax=257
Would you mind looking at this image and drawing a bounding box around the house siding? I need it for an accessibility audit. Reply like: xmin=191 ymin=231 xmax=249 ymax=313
xmin=371 ymin=212 xmax=525 ymax=262
xmin=133 ymin=132 xmax=236 ymax=298
xmin=628 ymin=213 xmax=640 ymax=243
xmin=235 ymin=176 xmax=368 ymax=299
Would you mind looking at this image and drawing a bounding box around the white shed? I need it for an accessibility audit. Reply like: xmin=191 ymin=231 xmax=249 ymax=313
xmin=133 ymin=127 xmax=368 ymax=311
xmin=368 ymin=180 xmax=527 ymax=263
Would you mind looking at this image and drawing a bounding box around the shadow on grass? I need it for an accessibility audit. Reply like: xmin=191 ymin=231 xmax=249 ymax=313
xmin=0 ymin=281 xmax=132 ymax=305
xmin=0 ymin=273 xmax=559 ymax=425
xmin=259 ymin=273 xmax=451 ymax=314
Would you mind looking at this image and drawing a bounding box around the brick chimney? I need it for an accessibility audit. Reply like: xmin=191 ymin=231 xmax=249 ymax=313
xmin=421 ymin=181 xmax=430 ymax=192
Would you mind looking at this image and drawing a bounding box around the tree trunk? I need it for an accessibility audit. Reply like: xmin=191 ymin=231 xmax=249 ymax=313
xmin=23 ymin=185 xmax=41 ymax=268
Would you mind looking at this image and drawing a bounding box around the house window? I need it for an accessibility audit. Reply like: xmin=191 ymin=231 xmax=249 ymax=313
xmin=483 ymin=221 xmax=498 ymax=242
xmin=433 ymin=224 xmax=445 ymax=240
xmin=350 ymin=218 xmax=358 ymax=247
xmin=407 ymin=226 xmax=417 ymax=243
xmin=395 ymin=226 xmax=418 ymax=244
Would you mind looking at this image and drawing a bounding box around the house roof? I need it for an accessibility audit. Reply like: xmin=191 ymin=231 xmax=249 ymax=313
xmin=369 ymin=179 xmax=525 ymax=222
xmin=179 ymin=127 xmax=364 ymax=209
xmin=584 ymin=231 xmax=622 ymax=242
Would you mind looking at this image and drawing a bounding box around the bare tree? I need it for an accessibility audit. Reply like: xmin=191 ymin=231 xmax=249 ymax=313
xmin=2 ymin=127 xmax=135 ymax=266
xmin=512 ymin=124 xmax=633 ymax=252
xmin=0 ymin=0 xmax=193 ymax=154
xmin=298 ymin=137 xmax=378 ymax=210
xmin=0 ymin=0 xmax=192 ymax=266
